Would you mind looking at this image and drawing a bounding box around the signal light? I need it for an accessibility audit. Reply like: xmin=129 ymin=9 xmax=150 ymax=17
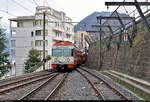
xmin=68 ymin=64 xmax=74 ymax=69
xmin=52 ymin=64 xmax=57 ymax=68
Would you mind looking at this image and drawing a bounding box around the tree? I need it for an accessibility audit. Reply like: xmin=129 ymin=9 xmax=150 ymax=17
xmin=0 ymin=32 xmax=11 ymax=77
xmin=24 ymin=48 xmax=41 ymax=71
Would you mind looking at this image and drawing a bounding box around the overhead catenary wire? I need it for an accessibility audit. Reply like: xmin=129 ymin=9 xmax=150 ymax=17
xmin=26 ymin=0 xmax=38 ymax=7
xmin=0 ymin=9 xmax=17 ymax=17
xmin=32 ymin=0 xmax=39 ymax=6
xmin=45 ymin=15 xmax=100 ymax=27
xmin=45 ymin=0 xmax=49 ymax=6
xmin=11 ymin=0 xmax=34 ymax=14
xmin=6 ymin=0 xmax=8 ymax=13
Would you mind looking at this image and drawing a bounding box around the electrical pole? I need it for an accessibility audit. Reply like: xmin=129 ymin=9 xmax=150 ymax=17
xmin=43 ymin=12 xmax=46 ymax=71
xmin=99 ymin=17 xmax=102 ymax=69
xmin=97 ymin=16 xmax=102 ymax=70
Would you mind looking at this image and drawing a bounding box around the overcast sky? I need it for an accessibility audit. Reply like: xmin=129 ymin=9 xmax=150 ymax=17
xmin=0 ymin=0 xmax=145 ymax=29
xmin=0 ymin=0 xmax=120 ymax=28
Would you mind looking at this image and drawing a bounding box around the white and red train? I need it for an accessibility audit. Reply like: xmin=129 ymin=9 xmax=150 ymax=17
xmin=51 ymin=42 xmax=87 ymax=70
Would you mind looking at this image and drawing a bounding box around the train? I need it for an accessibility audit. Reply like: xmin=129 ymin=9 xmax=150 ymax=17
xmin=51 ymin=41 xmax=87 ymax=70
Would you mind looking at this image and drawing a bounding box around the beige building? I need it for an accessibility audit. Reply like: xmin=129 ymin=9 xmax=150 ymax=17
xmin=74 ymin=31 xmax=92 ymax=51
xmin=9 ymin=6 xmax=74 ymax=75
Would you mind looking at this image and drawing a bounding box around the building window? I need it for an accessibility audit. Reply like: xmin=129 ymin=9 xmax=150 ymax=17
xmin=35 ymin=40 xmax=42 ymax=46
xmin=55 ymin=32 xmax=62 ymax=37
xmin=31 ymin=31 xmax=34 ymax=37
xmin=55 ymin=32 xmax=59 ymax=37
xmin=45 ymin=40 xmax=48 ymax=46
xmin=66 ymin=34 xmax=71 ymax=39
xmin=45 ymin=30 xmax=48 ymax=36
xmin=17 ymin=22 xmax=23 ymax=27
xmin=11 ymin=49 xmax=16 ymax=56
xmin=35 ymin=30 xmax=48 ymax=36
xmin=41 ymin=30 xmax=48 ymax=36
xmin=35 ymin=30 xmax=41 ymax=36
xmin=33 ymin=20 xmax=48 ymax=26
xmin=33 ymin=21 xmax=36 ymax=26
xmin=66 ymin=27 xmax=70 ymax=31
xmin=11 ymin=40 xmax=16 ymax=47
xmin=11 ymin=30 xmax=16 ymax=37
xmin=36 ymin=20 xmax=42 ymax=26
xmin=35 ymin=40 xmax=48 ymax=46
xmin=38 ymin=50 xmax=48 ymax=57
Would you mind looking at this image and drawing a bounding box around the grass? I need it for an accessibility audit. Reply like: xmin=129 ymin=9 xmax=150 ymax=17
xmin=101 ymin=72 xmax=147 ymax=101
xmin=132 ymin=32 xmax=144 ymax=48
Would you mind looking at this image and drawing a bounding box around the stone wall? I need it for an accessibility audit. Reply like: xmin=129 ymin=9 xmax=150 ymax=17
xmin=86 ymin=18 xmax=150 ymax=82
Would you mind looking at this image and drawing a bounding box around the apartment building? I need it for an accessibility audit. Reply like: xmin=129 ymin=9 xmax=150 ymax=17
xmin=9 ymin=6 xmax=74 ymax=75
xmin=74 ymin=31 xmax=91 ymax=51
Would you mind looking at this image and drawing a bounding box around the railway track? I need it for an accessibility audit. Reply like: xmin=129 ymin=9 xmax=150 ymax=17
xmin=18 ymin=73 xmax=69 ymax=100
xmin=77 ymin=68 xmax=129 ymax=100
xmin=0 ymin=69 xmax=54 ymax=84
xmin=0 ymin=71 xmax=55 ymax=95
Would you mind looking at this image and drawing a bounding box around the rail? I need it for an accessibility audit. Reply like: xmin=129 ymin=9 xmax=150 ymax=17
xmin=18 ymin=73 xmax=68 ymax=100
xmin=79 ymin=67 xmax=129 ymax=100
xmin=25 ymin=55 xmax=51 ymax=73
xmin=0 ymin=72 xmax=54 ymax=95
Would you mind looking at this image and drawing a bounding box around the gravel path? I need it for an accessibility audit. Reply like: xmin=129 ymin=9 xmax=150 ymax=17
xmin=52 ymin=70 xmax=99 ymax=100
xmin=81 ymin=67 xmax=140 ymax=100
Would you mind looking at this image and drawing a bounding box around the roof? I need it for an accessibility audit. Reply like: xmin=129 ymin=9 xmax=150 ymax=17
xmin=9 ymin=16 xmax=35 ymax=21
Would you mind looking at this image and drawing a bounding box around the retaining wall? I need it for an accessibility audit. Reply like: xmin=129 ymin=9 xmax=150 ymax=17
xmin=86 ymin=18 xmax=150 ymax=82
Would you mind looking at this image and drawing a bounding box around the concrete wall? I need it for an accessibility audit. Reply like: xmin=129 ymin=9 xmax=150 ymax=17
xmin=86 ymin=17 xmax=150 ymax=82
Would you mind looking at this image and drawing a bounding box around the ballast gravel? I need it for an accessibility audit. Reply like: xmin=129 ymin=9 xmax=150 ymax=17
xmin=81 ymin=67 xmax=140 ymax=100
xmin=52 ymin=70 xmax=99 ymax=100
xmin=0 ymin=67 xmax=141 ymax=100
xmin=0 ymin=76 xmax=49 ymax=100
xmin=0 ymin=71 xmax=51 ymax=86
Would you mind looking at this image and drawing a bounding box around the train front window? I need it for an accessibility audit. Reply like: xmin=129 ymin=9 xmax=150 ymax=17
xmin=52 ymin=49 xmax=62 ymax=57
xmin=63 ymin=49 xmax=73 ymax=57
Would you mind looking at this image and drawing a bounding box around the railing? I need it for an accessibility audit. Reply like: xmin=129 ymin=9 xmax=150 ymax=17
xmin=25 ymin=55 xmax=51 ymax=73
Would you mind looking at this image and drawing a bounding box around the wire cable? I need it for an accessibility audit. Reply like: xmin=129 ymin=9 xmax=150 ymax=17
xmin=32 ymin=0 xmax=39 ymax=6
xmin=46 ymin=15 xmax=99 ymax=26
xmin=0 ymin=9 xmax=17 ymax=17
xmin=11 ymin=0 xmax=34 ymax=14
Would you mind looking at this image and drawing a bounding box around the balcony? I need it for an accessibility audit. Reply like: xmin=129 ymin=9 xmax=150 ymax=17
xmin=52 ymin=26 xmax=63 ymax=32
xmin=64 ymin=38 xmax=73 ymax=43
xmin=52 ymin=36 xmax=63 ymax=41
xmin=66 ymin=31 xmax=74 ymax=35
